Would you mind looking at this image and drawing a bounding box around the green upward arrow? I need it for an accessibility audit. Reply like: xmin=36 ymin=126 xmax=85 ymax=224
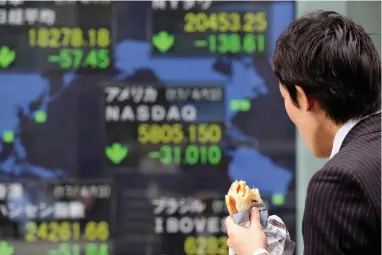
xmin=152 ymin=31 xmax=175 ymax=53
xmin=0 ymin=46 xmax=16 ymax=68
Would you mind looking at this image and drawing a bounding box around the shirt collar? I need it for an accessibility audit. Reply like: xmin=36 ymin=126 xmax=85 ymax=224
xmin=330 ymin=111 xmax=381 ymax=159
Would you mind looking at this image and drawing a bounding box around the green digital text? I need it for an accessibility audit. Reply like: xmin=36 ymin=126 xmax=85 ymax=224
xmin=150 ymin=145 xmax=222 ymax=165
xmin=47 ymin=49 xmax=110 ymax=69
xmin=194 ymin=33 xmax=265 ymax=54
xmin=47 ymin=243 xmax=109 ymax=255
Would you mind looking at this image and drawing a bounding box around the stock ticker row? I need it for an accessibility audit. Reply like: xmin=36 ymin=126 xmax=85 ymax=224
xmin=0 ymin=0 xmax=270 ymax=71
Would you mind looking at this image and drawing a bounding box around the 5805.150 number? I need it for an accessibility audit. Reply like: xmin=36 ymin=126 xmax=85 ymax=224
xmin=138 ymin=124 xmax=222 ymax=144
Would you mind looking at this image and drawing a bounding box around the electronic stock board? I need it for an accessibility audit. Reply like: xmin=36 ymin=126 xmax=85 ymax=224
xmin=0 ymin=1 xmax=296 ymax=255
xmin=0 ymin=0 xmax=112 ymax=72
xmin=151 ymin=0 xmax=270 ymax=57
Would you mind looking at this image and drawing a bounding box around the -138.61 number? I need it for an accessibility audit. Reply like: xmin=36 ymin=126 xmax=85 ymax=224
xmin=207 ymin=34 xmax=265 ymax=54
xmin=184 ymin=236 xmax=228 ymax=255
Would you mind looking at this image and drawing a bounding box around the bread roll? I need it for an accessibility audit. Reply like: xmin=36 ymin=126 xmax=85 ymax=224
xmin=225 ymin=180 xmax=263 ymax=214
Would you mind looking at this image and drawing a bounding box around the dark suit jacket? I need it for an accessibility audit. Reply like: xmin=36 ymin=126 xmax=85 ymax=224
xmin=303 ymin=113 xmax=381 ymax=255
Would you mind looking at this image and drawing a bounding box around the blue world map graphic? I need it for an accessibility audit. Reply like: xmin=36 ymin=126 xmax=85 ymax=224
xmin=0 ymin=2 xmax=294 ymax=199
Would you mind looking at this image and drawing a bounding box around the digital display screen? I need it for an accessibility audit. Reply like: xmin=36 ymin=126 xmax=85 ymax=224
xmin=152 ymin=1 xmax=271 ymax=57
xmin=0 ymin=180 xmax=112 ymax=255
xmin=0 ymin=1 xmax=296 ymax=255
xmin=0 ymin=1 xmax=113 ymax=72
xmin=152 ymin=196 xmax=228 ymax=255
xmin=104 ymin=84 xmax=225 ymax=168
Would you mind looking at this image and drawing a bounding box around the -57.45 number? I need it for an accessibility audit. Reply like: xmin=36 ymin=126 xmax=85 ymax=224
xmin=48 ymin=49 xmax=110 ymax=69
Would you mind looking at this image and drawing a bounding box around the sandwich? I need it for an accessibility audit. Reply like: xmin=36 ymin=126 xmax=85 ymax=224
xmin=225 ymin=180 xmax=263 ymax=214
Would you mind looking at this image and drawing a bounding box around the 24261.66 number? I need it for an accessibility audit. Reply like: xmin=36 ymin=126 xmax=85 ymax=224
xmin=25 ymin=221 xmax=109 ymax=242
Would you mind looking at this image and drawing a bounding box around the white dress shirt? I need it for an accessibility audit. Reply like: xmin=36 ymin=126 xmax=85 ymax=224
xmin=330 ymin=111 xmax=381 ymax=159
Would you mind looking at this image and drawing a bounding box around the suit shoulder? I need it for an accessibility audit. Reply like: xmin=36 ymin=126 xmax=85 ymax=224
xmin=308 ymin=164 xmax=359 ymax=194
xmin=316 ymin=143 xmax=381 ymax=195
xmin=314 ymin=137 xmax=381 ymax=218
xmin=326 ymin=132 xmax=380 ymax=177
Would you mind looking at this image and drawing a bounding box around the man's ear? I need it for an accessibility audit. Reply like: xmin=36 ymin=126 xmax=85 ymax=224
xmin=295 ymin=85 xmax=314 ymax=111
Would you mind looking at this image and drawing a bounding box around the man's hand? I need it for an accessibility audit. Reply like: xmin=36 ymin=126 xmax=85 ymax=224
xmin=225 ymin=207 xmax=267 ymax=255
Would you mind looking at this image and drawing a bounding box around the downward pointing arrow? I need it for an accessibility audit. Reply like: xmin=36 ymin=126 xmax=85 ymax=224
xmin=0 ymin=46 xmax=16 ymax=68
xmin=106 ymin=143 xmax=128 ymax=164
xmin=152 ymin=31 xmax=175 ymax=53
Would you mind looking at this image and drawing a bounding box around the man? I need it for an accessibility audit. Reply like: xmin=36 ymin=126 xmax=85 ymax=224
xmin=225 ymin=11 xmax=381 ymax=255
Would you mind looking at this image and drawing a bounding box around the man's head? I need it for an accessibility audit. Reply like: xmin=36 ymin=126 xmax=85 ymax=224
xmin=272 ymin=11 xmax=381 ymax=158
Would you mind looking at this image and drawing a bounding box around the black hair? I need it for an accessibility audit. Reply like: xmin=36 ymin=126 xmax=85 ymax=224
xmin=272 ymin=10 xmax=381 ymax=124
